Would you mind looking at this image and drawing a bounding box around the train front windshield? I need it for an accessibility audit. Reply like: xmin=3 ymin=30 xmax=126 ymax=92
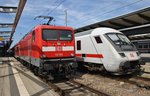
xmin=42 ymin=29 xmax=72 ymax=41
xmin=106 ymin=33 xmax=137 ymax=51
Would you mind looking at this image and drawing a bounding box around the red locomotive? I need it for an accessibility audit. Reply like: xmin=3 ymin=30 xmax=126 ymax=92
xmin=14 ymin=24 xmax=77 ymax=80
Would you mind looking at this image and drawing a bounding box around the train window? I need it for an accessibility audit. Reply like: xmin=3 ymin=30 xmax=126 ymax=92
xmin=138 ymin=45 xmax=142 ymax=48
xmin=144 ymin=45 xmax=148 ymax=48
xmin=77 ymin=40 xmax=81 ymax=50
xmin=107 ymin=34 xmax=120 ymax=45
xmin=94 ymin=36 xmax=102 ymax=43
xmin=32 ymin=31 xmax=35 ymax=42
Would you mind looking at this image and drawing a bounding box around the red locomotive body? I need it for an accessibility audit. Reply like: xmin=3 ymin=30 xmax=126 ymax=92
xmin=15 ymin=25 xmax=77 ymax=79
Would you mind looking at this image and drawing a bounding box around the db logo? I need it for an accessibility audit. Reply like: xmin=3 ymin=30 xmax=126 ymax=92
xmin=56 ymin=46 xmax=62 ymax=51
xmin=130 ymin=53 xmax=134 ymax=57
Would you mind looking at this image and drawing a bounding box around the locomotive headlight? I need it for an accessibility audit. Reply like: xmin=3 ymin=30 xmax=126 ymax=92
xmin=71 ymin=53 xmax=74 ymax=56
xmin=42 ymin=54 xmax=46 ymax=58
xmin=119 ymin=53 xmax=126 ymax=57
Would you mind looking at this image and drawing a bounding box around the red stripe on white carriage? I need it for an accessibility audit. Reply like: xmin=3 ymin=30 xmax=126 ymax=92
xmin=42 ymin=46 xmax=74 ymax=51
xmin=76 ymin=54 xmax=82 ymax=57
xmin=76 ymin=54 xmax=103 ymax=58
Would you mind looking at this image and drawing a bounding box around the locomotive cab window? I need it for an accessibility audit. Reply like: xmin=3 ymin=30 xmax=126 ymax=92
xmin=94 ymin=36 xmax=102 ymax=43
xmin=60 ymin=31 xmax=72 ymax=40
xmin=42 ymin=29 xmax=72 ymax=41
xmin=106 ymin=33 xmax=131 ymax=45
xmin=77 ymin=40 xmax=81 ymax=50
xmin=42 ymin=29 xmax=58 ymax=40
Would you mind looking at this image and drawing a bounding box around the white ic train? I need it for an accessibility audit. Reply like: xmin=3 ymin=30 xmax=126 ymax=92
xmin=75 ymin=27 xmax=144 ymax=74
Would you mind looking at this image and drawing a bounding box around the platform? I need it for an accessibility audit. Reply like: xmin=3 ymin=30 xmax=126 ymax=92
xmin=140 ymin=53 xmax=150 ymax=78
xmin=0 ymin=57 xmax=59 ymax=96
xmin=0 ymin=54 xmax=150 ymax=96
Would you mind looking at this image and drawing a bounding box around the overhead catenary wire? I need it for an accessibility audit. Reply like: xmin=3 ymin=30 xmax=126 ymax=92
xmin=74 ymin=0 xmax=144 ymax=28
xmin=72 ymin=2 xmax=117 ymax=21
xmin=47 ymin=0 xmax=66 ymax=15
xmin=7 ymin=13 xmax=15 ymax=20
xmin=34 ymin=0 xmax=59 ymax=25
xmin=35 ymin=0 xmax=67 ymax=25
xmin=41 ymin=0 xmax=60 ymax=15
xmin=73 ymin=0 xmax=131 ymax=22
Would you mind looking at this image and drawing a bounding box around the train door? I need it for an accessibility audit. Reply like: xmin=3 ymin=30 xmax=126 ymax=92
xmin=90 ymin=35 xmax=103 ymax=64
xmin=27 ymin=33 xmax=32 ymax=63
xmin=18 ymin=45 xmax=21 ymax=57
xmin=90 ymin=34 xmax=119 ymax=71
xmin=29 ymin=31 xmax=34 ymax=63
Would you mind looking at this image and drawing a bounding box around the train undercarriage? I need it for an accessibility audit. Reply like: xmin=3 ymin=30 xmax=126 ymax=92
xmin=77 ymin=60 xmax=144 ymax=75
xmin=17 ymin=57 xmax=77 ymax=80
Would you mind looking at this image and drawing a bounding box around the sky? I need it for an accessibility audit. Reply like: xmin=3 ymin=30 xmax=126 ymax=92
xmin=0 ymin=0 xmax=150 ymax=48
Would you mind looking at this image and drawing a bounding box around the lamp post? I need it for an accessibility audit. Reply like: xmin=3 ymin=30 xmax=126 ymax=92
xmin=64 ymin=10 xmax=67 ymax=26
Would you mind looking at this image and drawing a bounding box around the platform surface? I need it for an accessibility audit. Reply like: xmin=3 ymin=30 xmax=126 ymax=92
xmin=0 ymin=57 xmax=59 ymax=96
xmin=140 ymin=53 xmax=150 ymax=78
xmin=0 ymin=54 xmax=150 ymax=96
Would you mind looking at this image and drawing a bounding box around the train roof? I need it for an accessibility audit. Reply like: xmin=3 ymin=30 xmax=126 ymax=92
xmin=75 ymin=27 xmax=121 ymax=37
xmin=33 ymin=25 xmax=74 ymax=30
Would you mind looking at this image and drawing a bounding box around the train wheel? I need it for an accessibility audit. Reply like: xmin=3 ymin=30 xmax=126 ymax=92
xmin=65 ymin=65 xmax=76 ymax=79
xmin=34 ymin=67 xmax=39 ymax=76
xmin=77 ymin=61 xmax=84 ymax=70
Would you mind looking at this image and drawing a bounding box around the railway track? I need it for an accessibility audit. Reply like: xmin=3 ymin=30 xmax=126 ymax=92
xmin=126 ymin=76 xmax=150 ymax=89
xmin=9 ymin=57 xmax=150 ymax=96
xmin=41 ymin=78 xmax=110 ymax=96
xmin=80 ymin=71 xmax=150 ymax=90
xmin=113 ymin=77 xmax=150 ymax=90
xmin=134 ymin=76 xmax=150 ymax=82
xmin=9 ymin=58 xmax=110 ymax=96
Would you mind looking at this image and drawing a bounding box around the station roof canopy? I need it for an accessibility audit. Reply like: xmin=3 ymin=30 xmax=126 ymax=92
xmin=75 ymin=7 xmax=150 ymax=34
xmin=0 ymin=6 xmax=17 ymax=13
xmin=0 ymin=23 xmax=13 ymax=28
xmin=0 ymin=0 xmax=26 ymax=48
xmin=129 ymin=33 xmax=150 ymax=40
